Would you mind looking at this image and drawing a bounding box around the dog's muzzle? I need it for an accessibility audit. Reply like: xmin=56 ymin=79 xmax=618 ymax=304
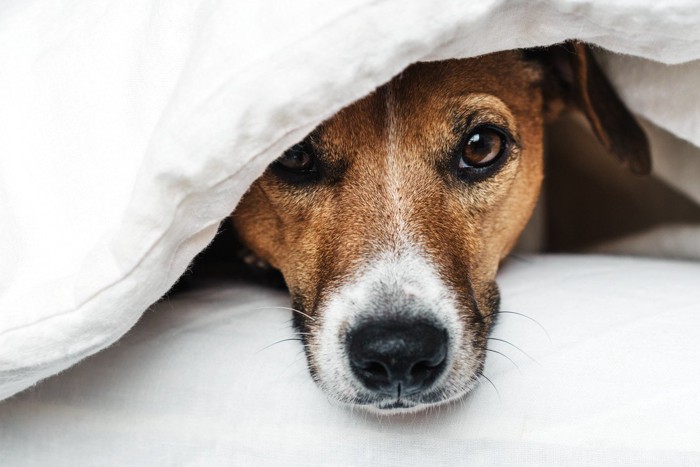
xmin=309 ymin=250 xmax=475 ymax=412
xmin=347 ymin=319 xmax=448 ymax=398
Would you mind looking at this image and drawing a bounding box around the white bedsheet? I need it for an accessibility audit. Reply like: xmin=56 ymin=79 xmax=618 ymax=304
xmin=1 ymin=256 xmax=698 ymax=466
xmin=1 ymin=0 xmax=700 ymax=401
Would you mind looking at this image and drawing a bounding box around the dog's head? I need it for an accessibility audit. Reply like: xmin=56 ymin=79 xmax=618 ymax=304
xmin=232 ymin=42 xmax=650 ymax=413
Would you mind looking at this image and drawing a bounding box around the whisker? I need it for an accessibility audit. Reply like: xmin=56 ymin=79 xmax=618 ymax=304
xmin=506 ymin=253 xmax=532 ymax=264
xmin=483 ymin=348 xmax=520 ymax=370
xmin=488 ymin=310 xmax=551 ymax=343
xmin=487 ymin=337 xmax=538 ymax=364
xmin=255 ymin=337 xmax=303 ymax=353
xmin=479 ymin=374 xmax=501 ymax=403
xmin=251 ymin=306 xmax=316 ymax=322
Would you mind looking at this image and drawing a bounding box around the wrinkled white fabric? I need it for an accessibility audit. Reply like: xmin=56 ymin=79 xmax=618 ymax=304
xmin=1 ymin=0 xmax=699 ymax=399
xmin=1 ymin=256 xmax=698 ymax=466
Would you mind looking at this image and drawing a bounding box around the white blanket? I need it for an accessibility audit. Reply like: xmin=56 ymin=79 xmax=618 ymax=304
xmin=1 ymin=0 xmax=699 ymax=399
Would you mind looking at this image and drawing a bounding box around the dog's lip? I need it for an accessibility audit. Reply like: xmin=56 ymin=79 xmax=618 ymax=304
xmin=376 ymin=399 xmax=415 ymax=410
xmin=351 ymin=396 xmax=420 ymax=411
xmin=351 ymin=395 xmax=453 ymax=415
xmin=345 ymin=372 xmax=482 ymax=414
xmin=351 ymin=392 xmax=443 ymax=411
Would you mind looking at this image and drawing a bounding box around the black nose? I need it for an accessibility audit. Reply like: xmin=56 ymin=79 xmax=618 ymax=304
xmin=347 ymin=320 xmax=448 ymax=397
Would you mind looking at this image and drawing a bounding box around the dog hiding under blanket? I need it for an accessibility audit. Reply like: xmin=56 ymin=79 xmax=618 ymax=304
xmin=226 ymin=41 xmax=650 ymax=413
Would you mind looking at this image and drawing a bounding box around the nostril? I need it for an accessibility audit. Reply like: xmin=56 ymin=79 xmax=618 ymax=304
xmin=355 ymin=360 xmax=391 ymax=384
xmin=347 ymin=320 xmax=448 ymax=396
xmin=363 ymin=361 xmax=386 ymax=375
xmin=409 ymin=357 xmax=445 ymax=382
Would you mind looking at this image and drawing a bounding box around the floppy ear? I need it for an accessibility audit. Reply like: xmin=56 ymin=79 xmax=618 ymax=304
xmin=533 ymin=41 xmax=652 ymax=175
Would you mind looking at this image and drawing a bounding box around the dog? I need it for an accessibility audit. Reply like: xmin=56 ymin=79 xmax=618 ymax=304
xmin=231 ymin=42 xmax=651 ymax=413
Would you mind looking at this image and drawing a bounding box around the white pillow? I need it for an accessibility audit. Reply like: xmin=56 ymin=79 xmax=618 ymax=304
xmin=1 ymin=256 xmax=698 ymax=466
xmin=2 ymin=0 xmax=700 ymax=401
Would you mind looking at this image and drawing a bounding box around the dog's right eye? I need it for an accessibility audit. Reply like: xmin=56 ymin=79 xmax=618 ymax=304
xmin=274 ymin=142 xmax=317 ymax=173
xmin=453 ymin=125 xmax=511 ymax=182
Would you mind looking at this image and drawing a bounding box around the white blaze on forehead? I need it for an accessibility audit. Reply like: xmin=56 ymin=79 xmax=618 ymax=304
xmin=311 ymin=246 xmax=465 ymax=403
xmin=384 ymin=83 xmax=412 ymax=246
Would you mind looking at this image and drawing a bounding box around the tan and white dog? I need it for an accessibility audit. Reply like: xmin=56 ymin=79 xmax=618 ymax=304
xmin=231 ymin=42 xmax=650 ymax=413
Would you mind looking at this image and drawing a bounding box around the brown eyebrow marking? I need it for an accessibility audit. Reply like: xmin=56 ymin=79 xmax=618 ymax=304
xmin=450 ymin=94 xmax=518 ymax=132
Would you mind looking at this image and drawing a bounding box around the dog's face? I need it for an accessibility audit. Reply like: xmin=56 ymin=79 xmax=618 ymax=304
xmin=232 ymin=44 xmax=649 ymax=413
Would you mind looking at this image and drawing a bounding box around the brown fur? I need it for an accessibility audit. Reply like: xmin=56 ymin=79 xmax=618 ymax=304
xmin=234 ymin=52 xmax=545 ymax=314
xmin=231 ymin=43 xmax=650 ymax=408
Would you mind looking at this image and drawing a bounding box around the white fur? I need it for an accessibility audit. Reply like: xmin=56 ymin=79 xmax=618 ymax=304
xmin=310 ymin=246 xmax=480 ymax=412
xmin=385 ymin=81 xmax=411 ymax=244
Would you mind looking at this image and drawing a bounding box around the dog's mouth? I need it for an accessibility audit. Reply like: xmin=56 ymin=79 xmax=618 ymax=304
xmin=288 ymin=250 xmax=497 ymax=415
xmin=346 ymin=374 xmax=482 ymax=414
xmin=355 ymin=396 xmax=427 ymax=413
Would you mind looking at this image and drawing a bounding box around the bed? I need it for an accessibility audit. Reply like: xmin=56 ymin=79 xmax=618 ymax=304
xmin=2 ymin=256 xmax=699 ymax=465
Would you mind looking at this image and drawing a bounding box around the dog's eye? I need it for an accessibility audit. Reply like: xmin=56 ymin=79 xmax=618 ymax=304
xmin=459 ymin=126 xmax=506 ymax=169
xmin=275 ymin=142 xmax=317 ymax=173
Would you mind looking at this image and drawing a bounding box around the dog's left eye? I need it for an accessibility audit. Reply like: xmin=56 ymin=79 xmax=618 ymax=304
xmin=274 ymin=142 xmax=318 ymax=173
xmin=458 ymin=126 xmax=507 ymax=169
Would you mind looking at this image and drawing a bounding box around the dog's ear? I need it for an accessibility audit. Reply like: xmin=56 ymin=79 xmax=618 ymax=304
xmin=530 ymin=41 xmax=651 ymax=175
